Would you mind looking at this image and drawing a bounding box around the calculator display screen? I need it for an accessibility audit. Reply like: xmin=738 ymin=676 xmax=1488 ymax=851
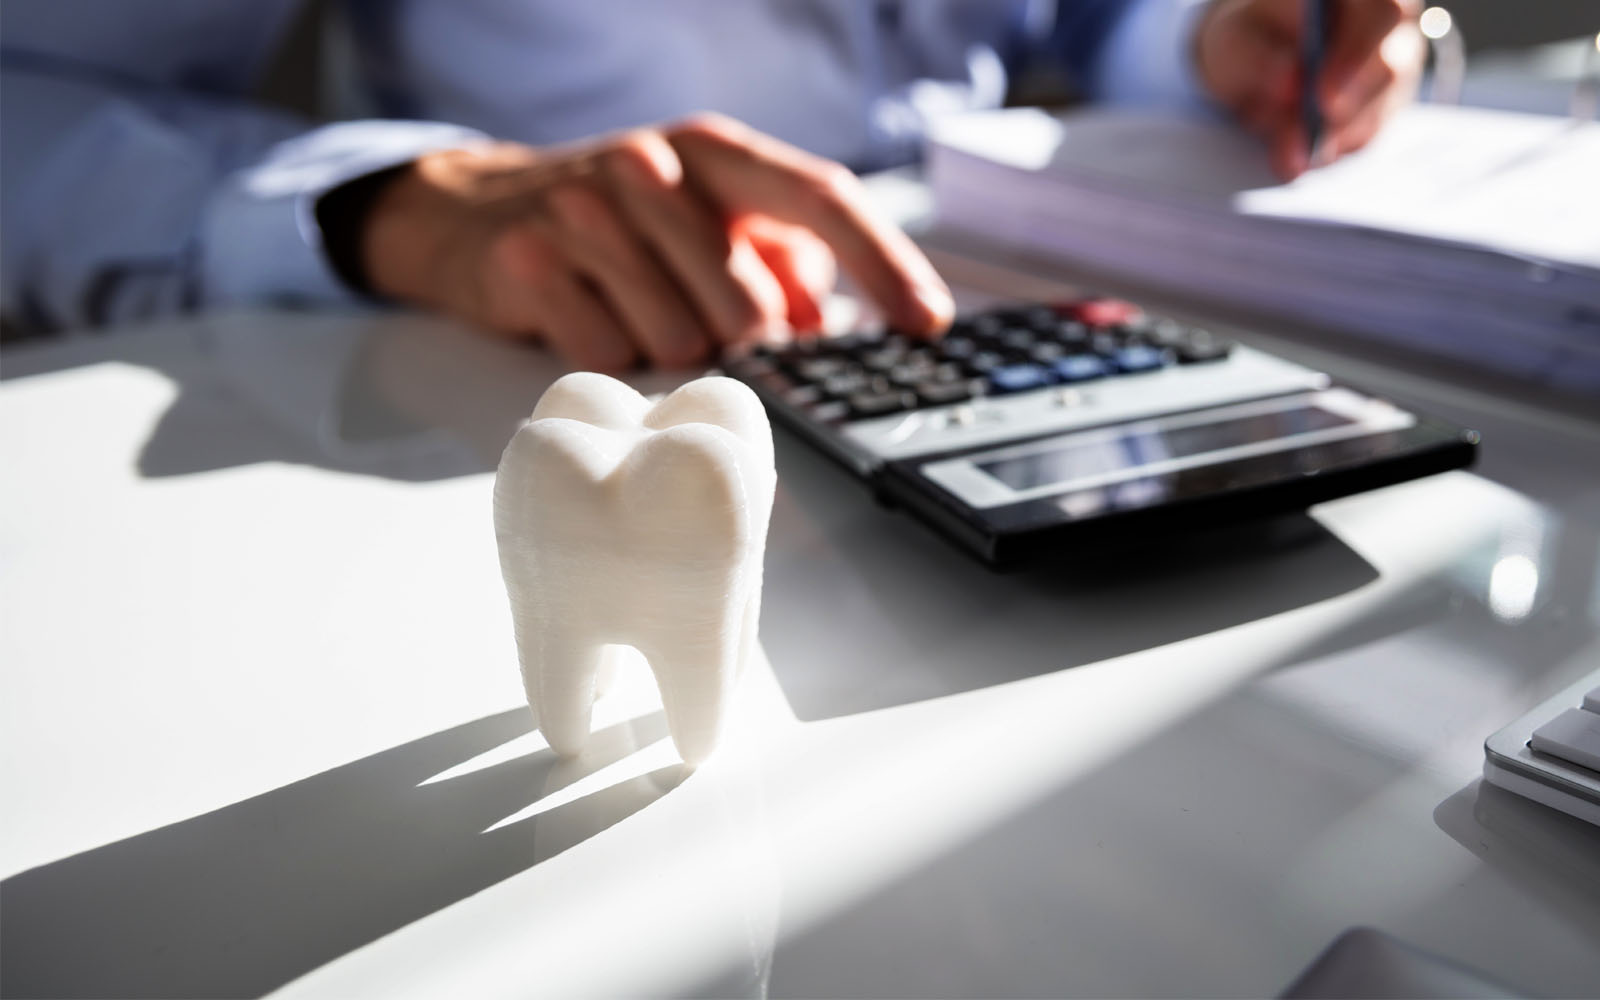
xmin=976 ymin=405 xmax=1352 ymax=493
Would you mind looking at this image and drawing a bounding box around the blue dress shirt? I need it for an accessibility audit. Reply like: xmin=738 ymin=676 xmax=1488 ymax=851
xmin=0 ymin=0 xmax=1209 ymax=331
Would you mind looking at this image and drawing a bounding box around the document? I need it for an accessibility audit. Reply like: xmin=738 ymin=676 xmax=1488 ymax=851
xmin=927 ymin=104 xmax=1600 ymax=391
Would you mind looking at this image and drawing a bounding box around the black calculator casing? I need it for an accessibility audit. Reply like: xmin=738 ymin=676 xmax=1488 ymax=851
xmin=875 ymin=414 xmax=1477 ymax=568
xmin=726 ymin=303 xmax=1479 ymax=570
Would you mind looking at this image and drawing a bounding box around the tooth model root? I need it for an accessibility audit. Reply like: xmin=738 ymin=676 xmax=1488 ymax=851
xmin=494 ymin=373 xmax=776 ymax=767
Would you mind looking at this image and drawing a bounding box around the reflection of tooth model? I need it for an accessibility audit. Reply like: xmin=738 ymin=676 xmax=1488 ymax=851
xmin=494 ymin=373 xmax=776 ymax=766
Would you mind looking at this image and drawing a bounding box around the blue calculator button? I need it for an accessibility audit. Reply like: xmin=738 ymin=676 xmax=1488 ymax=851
xmin=986 ymin=364 xmax=1054 ymax=394
xmin=1051 ymin=354 xmax=1110 ymax=382
xmin=1112 ymin=345 xmax=1168 ymax=373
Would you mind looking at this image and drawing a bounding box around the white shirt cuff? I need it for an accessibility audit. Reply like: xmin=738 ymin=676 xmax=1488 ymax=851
xmin=199 ymin=120 xmax=488 ymax=309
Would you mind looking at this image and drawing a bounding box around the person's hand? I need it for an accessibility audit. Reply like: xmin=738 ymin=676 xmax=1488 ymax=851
xmin=1195 ymin=0 xmax=1425 ymax=179
xmin=361 ymin=113 xmax=954 ymax=370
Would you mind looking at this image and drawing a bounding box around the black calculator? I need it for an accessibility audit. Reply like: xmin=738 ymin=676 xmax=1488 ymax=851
xmin=723 ymin=298 xmax=1478 ymax=569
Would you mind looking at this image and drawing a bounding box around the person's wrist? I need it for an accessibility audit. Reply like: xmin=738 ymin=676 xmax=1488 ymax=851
xmin=361 ymin=157 xmax=458 ymax=308
xmin=314 ymin=164 xmax=412 ymax=299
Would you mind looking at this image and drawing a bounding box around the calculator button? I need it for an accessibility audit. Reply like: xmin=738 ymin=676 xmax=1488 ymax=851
xmin=1049 ymin=323 xmax=1088 ymax=350
xmin=783 ymin=384 xmax=825 ymax=407
xmin=1000 ymin=328 xmax=1036 ymax=353
xmin=1146 ymin=319 xmax=1188 ymax=347
xmin=964 ymin=351 xmax=1007 ymax=376
xmin=859 ymin=349 xmax=905 ymax=372
xmin=792 ymin=357 xmax=851 ymax=381
xmin=1021 ymin=306 xmax=1060 ymax=332
xmin=937 ymin=336 xmax=977 ymax=361
xmin=1052 ymin=354 xmax=1110 ymax=382
xmin=809 ymin=400 xmax=851 ymax=423
xmin=1028 ymin=342 xmax=1066 ymax=364
xmin=987 ymin=364 xmax=1054 ymax=394
xmin=1112 ymin=345 xmax=1170 ymax=373
xmin=1064 ymin=298 xmax=1142 ymax=328
xmin=750 ymin=370 xmax=797 ymax=394
xmin=847 ymin=390 xmax=913 ymax=418
xmin=889 ymin=362 xmax=942 ymax=388
xmin=1530 ymin=708 xmax=1600 ymax=773
xmin=822 ymin=372 xmax=872 ymax=397
xmin=1175 ymin=330 xmax=1234 ymax=364
xmin=915 ymin=380 xmax=975 ymax=407
xmin=1090 ymin=333 xmax=1123 ymax=356
xmin=967 ymin=315 xmax=1005 ymax=339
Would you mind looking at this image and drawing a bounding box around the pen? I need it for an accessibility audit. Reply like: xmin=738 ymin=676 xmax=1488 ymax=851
xmin=1301 ymin=0 xmax=1327 ymax=167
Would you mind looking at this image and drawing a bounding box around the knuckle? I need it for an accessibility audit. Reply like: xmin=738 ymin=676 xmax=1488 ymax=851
xmin=670 ymin=110 xmax=741 ymax=141
xmin=489 ymin=225 xmax=563 ymax=285
xmin=602 ymin=129 xmax=683 ymax=188
xmin=546 ymin=180 xmax=616 ymax=230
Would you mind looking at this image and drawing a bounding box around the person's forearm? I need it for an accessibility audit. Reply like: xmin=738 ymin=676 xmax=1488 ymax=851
xmin=0 ymin=57 xmax=483 ymax=331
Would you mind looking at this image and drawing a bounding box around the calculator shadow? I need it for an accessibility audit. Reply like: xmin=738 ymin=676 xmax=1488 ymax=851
xmin=0 ymin=710 xmax=680 ymax=1000
xmin=1433 ymin=780 xmax=1600 ymax=946
xmin=762 ymin=431 xmax=1383 ymax=722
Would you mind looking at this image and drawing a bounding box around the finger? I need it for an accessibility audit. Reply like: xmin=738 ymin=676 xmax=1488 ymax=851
xmin=1321 ymin=0 xmax=1409 ymax=110
xmin=601 ymin=131 xmax=788 ymax=346
xmin=1323 ymin=20 xmax=1423 ymax=125
xmin=1266 ymin=114 xmax=1311 ymax=180
xmin=740 ymin=216 xmax=836 ymax=333
xmin=1208 ymin=11 xmax=1299 ymax=114
xmin=666 ymin=113 xmax=954 ymax=335
xmin=546 ymin=180 xmax=715 ymax=367
xmin=487 ymin=226 xmax=638 ymax=371
xmin=1326 ymin=96 xmax=1389 ymax=160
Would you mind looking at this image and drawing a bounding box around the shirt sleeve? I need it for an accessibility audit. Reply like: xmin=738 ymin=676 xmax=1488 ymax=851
xmin=1083 ymin=0 xmax=1215 ymax=111
xmin=200 ymin=120 xmax=486 ymax=313
xmin=1 ymin=43 xmax=482 ymax=331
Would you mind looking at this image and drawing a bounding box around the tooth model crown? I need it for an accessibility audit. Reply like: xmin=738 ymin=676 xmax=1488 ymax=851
xmin=494 ymin=373 xmax=776 ymax=766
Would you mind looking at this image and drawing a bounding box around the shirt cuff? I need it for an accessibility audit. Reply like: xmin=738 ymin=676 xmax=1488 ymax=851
xmin=1090 ymin=0 xmax=1215 ymax=112
xmin=198 ymin=120 xmax=487 ymax=309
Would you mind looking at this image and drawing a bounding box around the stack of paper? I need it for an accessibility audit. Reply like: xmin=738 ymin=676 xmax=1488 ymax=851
xmin=926 ymin=104 xmax=1600 ymax=392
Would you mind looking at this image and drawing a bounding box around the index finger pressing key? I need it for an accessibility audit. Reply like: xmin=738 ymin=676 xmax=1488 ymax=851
xmin=667 ymin=115 xmax=955 ymax=335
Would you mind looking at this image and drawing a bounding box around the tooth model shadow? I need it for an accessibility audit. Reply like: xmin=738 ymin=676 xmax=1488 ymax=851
xmin=0 ymin=710 xmax=674 ymax=1000
xmin=496 ymin=373 xmax=777 ymax=766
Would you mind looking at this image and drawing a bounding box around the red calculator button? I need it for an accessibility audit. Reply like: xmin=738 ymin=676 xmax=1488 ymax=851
xmin=1060 ymin=298 xmax=1142 ymax=328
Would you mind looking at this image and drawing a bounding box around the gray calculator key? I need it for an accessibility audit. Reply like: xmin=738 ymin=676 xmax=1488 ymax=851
xmin=1531 ymin=707 xmax=1600 ymax=773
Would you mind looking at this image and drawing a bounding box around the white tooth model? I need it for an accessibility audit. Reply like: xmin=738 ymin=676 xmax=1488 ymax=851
xmin=494 ymin=372 xmax=776 ymax=766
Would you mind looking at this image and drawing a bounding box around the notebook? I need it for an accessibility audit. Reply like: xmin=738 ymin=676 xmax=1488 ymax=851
xmin=926 ymin=104 xmax=1600 ymax=393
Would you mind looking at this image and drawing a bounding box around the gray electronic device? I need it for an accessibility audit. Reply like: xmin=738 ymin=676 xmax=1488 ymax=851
xmin=1483 ymin=668 xmax=1600 ymax=827
xmin=725 ymin=298 xmax=1479 ymax=568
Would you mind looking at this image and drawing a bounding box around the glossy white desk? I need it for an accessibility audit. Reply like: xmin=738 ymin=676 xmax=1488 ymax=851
xmin=3 ymin=269 xmax=1598 ymax=997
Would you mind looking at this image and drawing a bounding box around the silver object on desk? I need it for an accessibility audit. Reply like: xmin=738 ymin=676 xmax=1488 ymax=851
xmin=1420 ymin=7 xmax=1466 ymax=106
xmin=1484 ymin=668 xmax=1600 ymax=827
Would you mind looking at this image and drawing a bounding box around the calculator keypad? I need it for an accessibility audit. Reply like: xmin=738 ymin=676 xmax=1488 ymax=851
xmin=726 ymin=300 xmax=1235 ymax=426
